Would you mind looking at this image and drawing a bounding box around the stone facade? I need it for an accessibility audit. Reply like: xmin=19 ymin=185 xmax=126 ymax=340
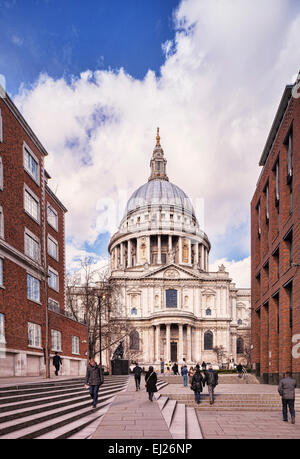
xmin=108 ymin=129 xmax=251 ymax=370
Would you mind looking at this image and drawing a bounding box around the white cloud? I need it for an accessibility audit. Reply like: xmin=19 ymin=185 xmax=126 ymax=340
xmin=210 ymin=257 xmax=251 ymax=288
xmin=13 ymin=0 xmax=300 ymax=278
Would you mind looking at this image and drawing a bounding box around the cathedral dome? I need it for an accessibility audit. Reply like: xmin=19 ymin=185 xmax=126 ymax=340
xmin=125 ymin=179 xmax=195 ymax=217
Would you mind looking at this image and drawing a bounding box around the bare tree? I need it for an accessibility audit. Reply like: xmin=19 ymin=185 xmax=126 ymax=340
xmin=66 ymin=257 xmax=136 ymax=369
xmin=212 ymin=345 xmax=227 ymax=366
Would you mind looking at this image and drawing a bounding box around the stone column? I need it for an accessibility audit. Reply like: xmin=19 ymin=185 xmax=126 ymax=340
xmin=195 ymin=243 xmax=199 ymax=267
xmin=166 ymin=324 xmax=171 ymax=362
xmin=186 ymin=325 xmax=192 ymax=363
xmin=127 ymin=239 xmax=131 ymax=267
xmin=120 ymin=242 xmax=124 ymax=268
xmin=206 ymin=248 xmax=209 ymax=271
xmin=155 ymin=325 xmax=161 ymax=362
xmin=188 ymin=239 xmax=191 ymax=265
xmin=201 ymin=245 xmax=205 ymax=270
xmin=168 ymin=235 xmax=172 ymax=253
xmin=149 ymin=326 xmax=155 ymax=363
xmin=178 ymin=324 xmax=184 ymax=363
xmin=147 ymin=236 xmax=151 ymax=263
xmin=179 ymin=237 xmax=182 ymax=264
xmin=157 ymin=235 xmax=162 ymax=264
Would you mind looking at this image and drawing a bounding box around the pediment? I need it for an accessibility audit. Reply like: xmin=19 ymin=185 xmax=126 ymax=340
xmin=140 ymin=263 xmax=201 ymax=280
xmin=201 ymin=288 xmax=216 ymax=296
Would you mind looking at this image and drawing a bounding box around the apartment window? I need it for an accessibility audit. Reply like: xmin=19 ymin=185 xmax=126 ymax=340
xmin=0 ymin=258 xmax=3 ymax=286
xmin=285 ymin=127 xmax=293 ymax=183
xmin=51 ymin=329 xmax=62 ymax=352
xmin=0 ymin=109 xmax=2 ymax=142
xmin=0 ymin=313 xmax=5 ymax=343
xmin=274 ymin=293 xmax=280 ymax=334
xmin=24 ymin=143 xmax=39 ymax=184
xmin=289 ymin=284 xmax=293 ymax=329
xmin=27 ymin=274 xmax=40 ymax=302
xmin=274 ymin=160 xmax=280 ymax=206
xmin=48 ymin=268 xmax=59 ymax=291
xmin=290 ymin=187 xmax=293 ymax=214
xmin=257 ymin=201 xmax=261 ymax=238
xmin=47 ymin=204 xmax=58 ymax=230
xmin=0 ymin=157 xmax=3 ymax=191
xmin=24 ymin=188 xmax=40 ymax=222
xmin=48 ymin=298 xmax=60 ymax=313
xmin=48 ymin=235 xmax=58 ymax=260
xmin=25 ymin=231 xmax=40 ymax=262
xmin=72 ymin=336 xmax=80 ymax=355
xmin=28 ymin=322 xmax=41 ymax=348
xmin=273 ymin=247 xmax=279 ymax=280
xmin=264 ymin=183 xmax=269 ymax=223
xmin=284 ymin=229 xmax=293 ymax=268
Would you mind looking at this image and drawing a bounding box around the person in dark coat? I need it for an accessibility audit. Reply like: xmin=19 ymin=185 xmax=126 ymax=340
xmin=236 ymin=363 xmax=243 ymax=378
xmin=172 ymin=362 xmax=179 ymax=375
xmin=133 ymin=363 xmax=143 ymax=391
xmin=191 ymin=365 xmax=204 ymax=404
xmin=201 ymin=361 xmax=207 ymax=370
xmin=145 ymin=366 xmax=158 ymax=402
xmin=85 ymin=357 xmax=103 ymax=408
xmin=53 ymin=352 xmax=62 ymax=376
xmin=204 ymin=365 xmax=218 ymax=405
xmin=181 ymin=365 xmax=188 ymax=387
xmin=278 ymin=371 xmax=297 ymax=423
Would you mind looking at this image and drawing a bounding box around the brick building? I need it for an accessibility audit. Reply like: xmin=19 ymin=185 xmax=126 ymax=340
xmin=0 ymin=85 xmax=88 ymax=377
xmin=251 ymin=75 xmax=300 ymax=385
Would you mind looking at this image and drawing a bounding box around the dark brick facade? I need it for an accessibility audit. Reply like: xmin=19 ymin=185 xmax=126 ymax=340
xmin=251 ymin=79 xmax=300 ymax=386
xmin=0 ymin=91 xmax=87 ymax=377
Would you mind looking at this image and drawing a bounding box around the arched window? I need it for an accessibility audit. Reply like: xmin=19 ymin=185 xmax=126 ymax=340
xmin=166 ymin=289 xmax=177 ymax=308
xmin=205 ymin=308 xmax=211 ymax=316
xmin=237 ymin=319 xmax=243 ymax=326
xmin=204 ymin=330 xmax=213 ymax=350
xmin=131 ymin=308 xmax=137 ymax=315
xmin=130 ymin=330 xmax=139 ymax=350
xmin=237 ymin=337 xmax=244 ymax=354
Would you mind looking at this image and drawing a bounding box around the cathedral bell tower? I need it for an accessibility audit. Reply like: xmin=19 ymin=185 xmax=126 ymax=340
xmin=148 ymin=127 xmax=169 ymax=182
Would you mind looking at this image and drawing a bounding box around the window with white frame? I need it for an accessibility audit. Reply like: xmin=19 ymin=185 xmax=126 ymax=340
xmin=51 ymin=329 xmax=62 ymax=351
xmin=48 ymin=268 xmax=59 ymax=291
xmin=27 ymin=274 xmax=40 ymax=302
xmin=0 ymin=258 xmax=3 ymax=286
xmin=48 ymin=298 xmax=60 ymax=313
xmin=25 ymin=230 xmax=40 ymax=261
xmin=72 ymin=336 xmax=79 ymax=354
xmin=24 ymin=144 xmax=39 ymax=184
xmin=0 ymin=157 xmax=3 ymax=191
xmin=48 ymin=235 xmax=58 ymax=260
xmin=24 ymin=188 xmax=39 ymax=222
xmin=0 ymin=313 xmax=5 ymax=343
xmin=47 ymin=204 xmax=58 ymax=230
xmin=28 ymin=322 xmax=41 ymax=348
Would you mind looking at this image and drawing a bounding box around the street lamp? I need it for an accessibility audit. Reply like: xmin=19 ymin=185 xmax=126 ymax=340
xmin=98 ymin=294 xmax=105 ymax=372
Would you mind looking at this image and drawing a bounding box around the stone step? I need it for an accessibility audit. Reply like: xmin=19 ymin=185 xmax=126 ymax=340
xmin=161 ymin=399 xmax=177 ymax=428
xmin=157 ymin=396 xmax=169 ymax=411
xmin=0 ymin=384 xmax=127 ymax=413
xmin=186 ymin=407 xmax=203 ymax=439
xmin=169 ymin=403 xmax=186 ymax=439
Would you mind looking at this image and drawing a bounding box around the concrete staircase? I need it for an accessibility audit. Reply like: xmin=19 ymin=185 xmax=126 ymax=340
xmin=160 ymin=392 xmax=300 ymax=411
xmin=154 ymin=392 xmax=203 ymax=439
xmin=0 ymin=376 xmax=129 ymax=439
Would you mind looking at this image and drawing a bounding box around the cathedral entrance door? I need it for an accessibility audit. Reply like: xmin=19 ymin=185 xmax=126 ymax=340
xmin=171 ymin=342 xmax=177 ymax=362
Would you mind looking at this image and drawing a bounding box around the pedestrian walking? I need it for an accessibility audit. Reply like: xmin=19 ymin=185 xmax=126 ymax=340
xmin=53 ymin=352 xmax=62 ymax=376
xmin=84 ymin=357 xmax=104 ymax=408
xmin=133 ymin=362 xmax=143 ymax=391
xmin=201 ymin=361 xmax=207 ymax=371
xmin=172 ymin=362 xmax=179 ymax=375
xmin=236 ymin=363 xmax=243 ymax=378
xmin=278 ymin=371 xmax=297 ymax=424
xmin=160 ymin=359 xmax=164 ymax=374
xmin=204 ymin=365 xmax=218 ymax=405
xmin=181 ymin=365 xmax=188 ymax=387
xmin=188 ymin=366 xmax=195 ymax=385
xmin=191 ymin=365 xmax=204 ymax=404
xmin=166 ymin=361 xmax=171 ymax=373
xmin=145 ymin=366 xmax=158 ymax=402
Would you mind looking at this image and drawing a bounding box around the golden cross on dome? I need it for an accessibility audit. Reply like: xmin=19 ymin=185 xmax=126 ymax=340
xmin=156 ymin=127 xmax=161 ymax=146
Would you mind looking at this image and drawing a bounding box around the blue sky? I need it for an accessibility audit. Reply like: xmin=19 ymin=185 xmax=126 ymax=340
xmin=1 ymin=0 xmax=179 ymax=95
xmin=2 ymin=0 xmax=300 ymax=287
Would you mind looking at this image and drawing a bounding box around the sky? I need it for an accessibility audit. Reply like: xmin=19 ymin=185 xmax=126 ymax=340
xmin=1 ymin=0 xmax=300 ymax=287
